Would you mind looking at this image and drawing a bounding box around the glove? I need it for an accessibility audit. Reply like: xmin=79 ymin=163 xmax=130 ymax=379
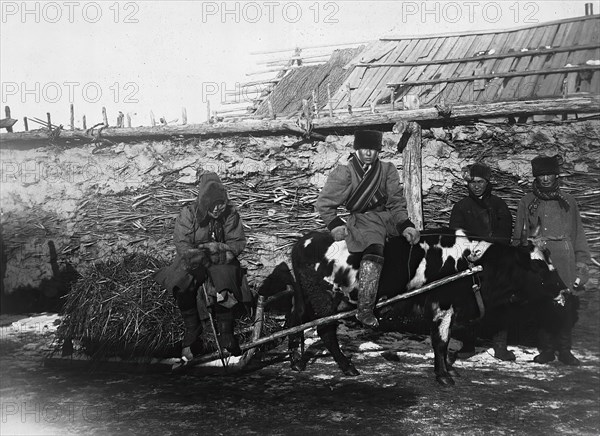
xmin=199 ymin=242 xmax=232 ymax=265
xmin=330 ymin=225 xmax=348 ymax=241
xmin=576 ymin=262 xmax=589 ymax=286
xmin=183 ymin=248 xmax=210 ymax=270
xmin=402 ymin=227 xmax=420 ymax=245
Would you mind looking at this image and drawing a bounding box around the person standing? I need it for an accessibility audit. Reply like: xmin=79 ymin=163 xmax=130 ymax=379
xmin=316 ymin=130 xmax=420 ymax=328
xmin=449 ymin=162 xmax=515 ymax=361
xmin=513 ymin=155 xmax=591 ymax=366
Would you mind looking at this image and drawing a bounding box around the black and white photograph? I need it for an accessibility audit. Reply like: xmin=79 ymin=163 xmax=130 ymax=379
xmin=1 ymin=1 xmax=599 ymax=434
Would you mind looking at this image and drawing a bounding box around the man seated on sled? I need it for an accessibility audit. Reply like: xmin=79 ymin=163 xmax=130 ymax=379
xmin=315 ymin=130 xmax=421 ymax=328
xmin=155 ymin=171 xmax=250 ymax=361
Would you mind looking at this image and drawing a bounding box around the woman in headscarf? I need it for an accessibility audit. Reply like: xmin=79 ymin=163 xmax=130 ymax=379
xmin=155 ymin=172 xmax=249 ymax=360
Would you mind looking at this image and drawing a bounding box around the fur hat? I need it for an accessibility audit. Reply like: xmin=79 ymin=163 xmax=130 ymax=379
xmin=469 ymin=163 xmax=492 ymax=181
xmin=531 ymin=155 xmax=559 ymax=177
xmin=353 ymin=130 xmax=383 ymax=151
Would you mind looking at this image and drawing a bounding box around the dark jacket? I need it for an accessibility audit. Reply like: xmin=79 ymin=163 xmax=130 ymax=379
xmin=450 ymin=191 xmax=512 ymax=244
xmin=155 ymin=172 xmax=246 ymax=293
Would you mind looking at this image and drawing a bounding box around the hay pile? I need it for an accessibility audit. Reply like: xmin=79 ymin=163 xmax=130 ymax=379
xmin=55 ymin=252 xmax=283 ymax=360
xmin=56 ymin=253 xmax=182 ymax=359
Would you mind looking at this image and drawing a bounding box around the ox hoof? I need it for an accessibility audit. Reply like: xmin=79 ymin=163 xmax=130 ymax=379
xmin=341 ymin=363 xmax=360 ymax=377
xmin=436 ymin=375 xmax=455 ymax=386
xmin=533 ymin=351 xmax=556 ymax=364
xmin=447 ymin=368 xmax=461 ymax=378
xmin=494 ymin=349 xmax=516 ymax=362
xmin=290 ymin=359 xmax=306 ymax=372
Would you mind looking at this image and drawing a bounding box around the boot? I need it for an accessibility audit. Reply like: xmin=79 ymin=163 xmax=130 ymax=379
xmin=355 ymin=255 xmax=383 ymax=328
xmin=181 ymin=308 xmax=202 ymax=349
xmin=492 ymin=329 xmax=516 ymax=361
xmin=533 ymin=329 xmax=556 ymax=364
xmin=455 ymin=326 xmax=477 ymax=360
xmin=556 ymin=326 xmax=580 ymax=366
xmin=215 ymin=311 xmax=242 ymax=356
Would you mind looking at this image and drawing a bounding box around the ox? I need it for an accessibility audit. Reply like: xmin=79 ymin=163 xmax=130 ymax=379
xmin=259 ymin=228 xmax=574 ymax=385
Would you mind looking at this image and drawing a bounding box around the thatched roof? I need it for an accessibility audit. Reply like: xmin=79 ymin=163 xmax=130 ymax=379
xmin=254 ymin=47 xmax=363 ymax=117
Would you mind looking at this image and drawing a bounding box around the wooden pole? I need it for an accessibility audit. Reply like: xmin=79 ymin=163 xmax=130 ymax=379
xmin=206 ymin=101 xmax=211 ymax=122
xmin=102 ymin=107 xmax=108 ymax=126
xmin=126 ymin=113 xmax=131 ymax=128
xmin=346 ymin=83 xmax=352 ymax=115
xmin=23 ymin=117 xmax=28 ymax=132
xmin=82 ymin=115 xmax=87 ymax=130
xmin=4 ymin=107 xmax=12 ymax=132
xmin=190 ymin=266 xmax=483 ymax=365
xmin=70 ymin=104 xmax=74 ymax=130
xmin=390 ymin=88 xmax=395 ymax=110
xmin=150 ymin=111 xmax=156 ymax=127
xmin=327 ymin=84 xmax=334 ymax=118
xmin=46 ymin=112 xmax=52 ymax=130
xmin=403 ymin=120 xmax=424 ymax=229
xmin=182 ymin=107 xmax=187 ymax=125
xmin=267 ymin=100 xmax=275 ymax=120
xmin=312 ymin=90 xmax=319 ymax=118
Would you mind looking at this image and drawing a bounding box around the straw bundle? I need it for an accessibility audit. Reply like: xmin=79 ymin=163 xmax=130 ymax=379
xmin=55 ymin=251 xmax=284 ymax=359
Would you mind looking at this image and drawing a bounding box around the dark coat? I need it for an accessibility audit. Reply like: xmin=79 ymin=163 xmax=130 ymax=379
xmin=155 ymin=173 xmax=246 ymax=294
xmin=450 ymin=191 xmax=512 ymax=244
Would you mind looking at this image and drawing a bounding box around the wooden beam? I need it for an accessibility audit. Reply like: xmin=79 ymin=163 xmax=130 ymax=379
xmin=387 ymin=65 xmax=600 ymax=88
xmin=250 ymin=40 xmax=370 ymax=55
xmin=357 ymin=43 xmax=600 ymax=69
xmin=403 ymin=122 xmax=423 ymax=229
xmin=2 ymin=96 xmax=599 ymax=147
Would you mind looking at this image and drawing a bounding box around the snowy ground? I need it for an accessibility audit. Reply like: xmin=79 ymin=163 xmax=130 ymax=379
xmin=1 ymin=283 xmax=599 ymax=435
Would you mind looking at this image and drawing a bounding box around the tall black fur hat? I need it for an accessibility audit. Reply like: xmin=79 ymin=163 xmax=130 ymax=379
xmin=531 ymin=155 xmax=559 ymax=177
xmin=469 ymin=163 xmax=492 ymax=181
xmin=353 ymin=130 xmax=383 ymax=151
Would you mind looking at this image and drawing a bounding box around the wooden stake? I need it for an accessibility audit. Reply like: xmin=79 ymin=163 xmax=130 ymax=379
xmin=102 ymin=107 xmax=108 ymax=126
xmin=150 ymin=111 xmax=156 ymax=127
xmin=23 ymin=117 xmax=28 ymax=132
xmin=403 ymin=122 xmax=424 ymax=229
xmin=206 ymin=101 xmax=211 ymax=122
xmin=47 ymin=112 xmax=52 ymax=130
xmin=70 ymin=104 xmax=74 ymax=130
xmin=4 ymin=106 xmax=12 ymax=132
xmin=390 ymin=88 xmax=395 ymax=110
xmin=312 ymin=90 xmax=319 ymax=118
xmin=346 ymin=83 xmax=352 ymax=115
xmin=182 ymin=107 xmax=187 ymax=125
xmin=126 ymin=113 xmax=131 ymax=128
xmin=267 ymin=100 xmax=275 ymax=120
xmin=82 ymin=115 xmax=87 ymax=130
xmin=327 ymin=84 xmax=334 ymax=118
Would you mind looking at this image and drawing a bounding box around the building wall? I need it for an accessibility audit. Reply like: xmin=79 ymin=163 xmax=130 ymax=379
xmin=1 ymin=120 xmax=598 ymax=298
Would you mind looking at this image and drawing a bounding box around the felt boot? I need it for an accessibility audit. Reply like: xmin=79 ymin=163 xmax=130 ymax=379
xmin=533 ymin=329 xmax=556 ymax=364
xmin=492 ymin=329 xmax=516 ymax=361
xmin=356 ymin=255 xmax=383 ymax=329
xmin=557 ymin=327 xmax=580 ymax=366
xmin=216 ymin=311 xmax=242 ymax=356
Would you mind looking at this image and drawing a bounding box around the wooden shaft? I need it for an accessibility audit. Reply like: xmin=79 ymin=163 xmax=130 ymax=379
xmin=192 ymin=266 xmax=483 ymax=364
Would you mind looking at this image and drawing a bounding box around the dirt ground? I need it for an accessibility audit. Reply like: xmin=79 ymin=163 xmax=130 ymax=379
xmin=1 ymin=276 xmax=599 ymax=436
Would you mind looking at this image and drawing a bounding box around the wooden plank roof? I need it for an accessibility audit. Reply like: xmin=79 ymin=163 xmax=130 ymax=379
xmin=330 ymin=14 xmax=600 ymax=111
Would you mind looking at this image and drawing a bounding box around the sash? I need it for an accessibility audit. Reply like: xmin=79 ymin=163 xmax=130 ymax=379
xmin=345 ymin=153 xmax=386 ymax=213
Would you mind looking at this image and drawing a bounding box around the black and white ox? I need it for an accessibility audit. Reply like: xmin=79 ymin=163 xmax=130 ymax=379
xmin=259 ymin=228 xmax=574 ymax=385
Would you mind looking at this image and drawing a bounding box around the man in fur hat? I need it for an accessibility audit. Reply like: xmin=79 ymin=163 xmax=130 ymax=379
xmin=450 ymin=162 xmax=514 ymax=361
xmin=316 ymin=130 xmax=420 ymax=328
xmin=513 ymin=155 xmax=591 ymax=366
xmin=155 ymin=172 xmax=250 ymax=360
